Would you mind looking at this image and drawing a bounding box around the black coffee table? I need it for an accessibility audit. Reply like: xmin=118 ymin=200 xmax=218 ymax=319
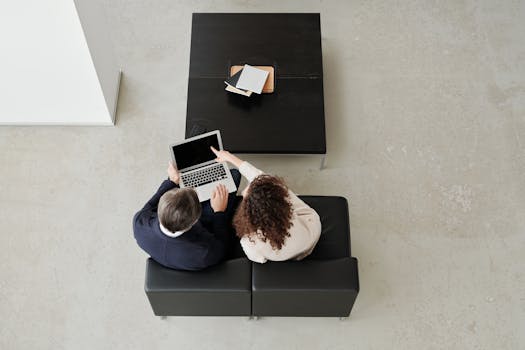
xmin=185 ymin=13 xmax=326 ymax=167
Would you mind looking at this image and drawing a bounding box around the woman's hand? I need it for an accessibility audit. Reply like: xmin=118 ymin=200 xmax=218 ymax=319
xmin=210 ymin=146 xmax=243 ymax=168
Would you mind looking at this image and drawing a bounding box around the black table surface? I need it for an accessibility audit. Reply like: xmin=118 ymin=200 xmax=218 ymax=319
xmin=186 ymin=13 xmax=326 ymax=154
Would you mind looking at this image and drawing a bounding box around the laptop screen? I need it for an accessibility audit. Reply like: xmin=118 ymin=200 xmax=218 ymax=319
xmin=172 ymin=134 xmax=220 ymax=170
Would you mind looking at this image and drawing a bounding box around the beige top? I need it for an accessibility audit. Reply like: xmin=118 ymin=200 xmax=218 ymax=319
xmin=238 ymin=162 xmax=322 ymax=263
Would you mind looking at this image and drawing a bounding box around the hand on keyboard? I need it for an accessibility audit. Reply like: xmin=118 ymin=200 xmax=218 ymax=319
xmin=211 ymin=184 xmax=228 ymax=213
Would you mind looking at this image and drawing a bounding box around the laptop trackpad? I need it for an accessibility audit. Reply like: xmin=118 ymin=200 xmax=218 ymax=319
xmin=195 ymin=177 xmax=237 ymax=202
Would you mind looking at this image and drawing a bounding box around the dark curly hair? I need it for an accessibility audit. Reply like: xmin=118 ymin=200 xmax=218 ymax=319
xmin=233 ymin=175 xmax=293 ymax=250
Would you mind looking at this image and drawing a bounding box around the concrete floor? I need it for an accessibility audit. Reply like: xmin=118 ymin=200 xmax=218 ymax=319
xmin=1 ymin=1 xmax=524 ymax=349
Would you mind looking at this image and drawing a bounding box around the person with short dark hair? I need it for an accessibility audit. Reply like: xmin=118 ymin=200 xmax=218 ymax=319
xmin=211 ymin=147 xmax=321 ymax=263
xmin=133 ymin=162 xmax=241 ymax=270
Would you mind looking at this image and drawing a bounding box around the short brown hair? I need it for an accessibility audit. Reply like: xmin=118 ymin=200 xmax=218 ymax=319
xmin=158 ymin=188 xmax=201 ymax=232
xmin=233 ymin=175 xmax=293 ymax=250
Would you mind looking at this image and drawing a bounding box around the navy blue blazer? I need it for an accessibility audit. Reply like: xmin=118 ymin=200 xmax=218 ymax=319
xmin=133 ymin=179 xmax=231 ymax=271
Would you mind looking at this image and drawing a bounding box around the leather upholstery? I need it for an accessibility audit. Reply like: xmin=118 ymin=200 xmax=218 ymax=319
xmin=143 ymin=196 xmax=359 ymax=317
xmin=252 ymin=258 xmax=359 ymax=316
xmin=145 ymin=258 xmax=251 ymax=316
xmin=299 ymin=196 xmax=351 ymax=259
xmin=251 ymin=196 xmax=359 ymax=317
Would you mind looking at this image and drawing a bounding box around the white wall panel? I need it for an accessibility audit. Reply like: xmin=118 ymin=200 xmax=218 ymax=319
xmin=0 ymin=0 xmax=120 ymax=125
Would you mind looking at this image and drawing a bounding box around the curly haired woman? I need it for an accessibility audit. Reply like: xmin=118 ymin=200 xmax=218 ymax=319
xmin=211 ymin=147 xmax=321 ymax=263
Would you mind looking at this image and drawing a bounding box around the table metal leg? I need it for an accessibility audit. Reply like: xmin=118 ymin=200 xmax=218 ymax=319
xmin=320 ymin=154 xmax=327 ymax=170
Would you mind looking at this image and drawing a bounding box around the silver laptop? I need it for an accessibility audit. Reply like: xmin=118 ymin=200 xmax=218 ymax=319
xmin=170 ymin=130 xmax=237 ymax=202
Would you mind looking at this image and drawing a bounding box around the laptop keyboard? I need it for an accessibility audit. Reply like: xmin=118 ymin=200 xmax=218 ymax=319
xmin=181 ymin=164 xmax=228 ymax=188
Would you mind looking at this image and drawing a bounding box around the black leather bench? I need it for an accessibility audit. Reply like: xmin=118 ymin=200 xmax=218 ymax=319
xmin=144 ymin=196 xmax=359 ymax=317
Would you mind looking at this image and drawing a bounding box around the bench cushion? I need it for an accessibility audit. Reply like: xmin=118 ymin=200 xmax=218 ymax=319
xmin=145 ymin=257 xmax=252 ymax=316
xmin=300 ymin=196 xmax=350 ymax=259
xmin=252 ymin=257 xmax=359 ymax=316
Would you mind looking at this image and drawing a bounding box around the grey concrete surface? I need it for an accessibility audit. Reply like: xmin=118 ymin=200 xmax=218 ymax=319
xmin=1 ymin=1 xmax=524 ymax=349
